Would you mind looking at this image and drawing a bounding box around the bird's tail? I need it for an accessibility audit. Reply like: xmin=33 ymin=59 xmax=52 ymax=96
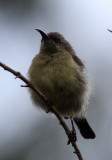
xmin=74 ymin=118 xmax=96 ymax=139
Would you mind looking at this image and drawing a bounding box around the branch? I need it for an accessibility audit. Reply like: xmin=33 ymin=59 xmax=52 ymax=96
xmin=107 ymin=29 xmax=112 ymax=33
xmin=0 ymin=61 xmax=83 ymax=160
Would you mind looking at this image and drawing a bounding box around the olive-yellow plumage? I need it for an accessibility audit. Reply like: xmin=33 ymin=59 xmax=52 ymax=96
xmin=28 ymin=29 xmax=95 ymax=139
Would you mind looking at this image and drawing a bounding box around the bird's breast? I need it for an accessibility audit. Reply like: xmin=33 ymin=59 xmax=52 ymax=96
xmin=28 ymin=52 xmax=88 ymax=117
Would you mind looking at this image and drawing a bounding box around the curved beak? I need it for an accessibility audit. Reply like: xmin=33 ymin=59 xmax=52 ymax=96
xmin=35 ymin=29 xmax=49 ymax=39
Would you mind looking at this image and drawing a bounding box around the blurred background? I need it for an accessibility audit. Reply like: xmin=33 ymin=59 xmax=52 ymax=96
xmin=0 ymin=0 xmax=112 ymax=159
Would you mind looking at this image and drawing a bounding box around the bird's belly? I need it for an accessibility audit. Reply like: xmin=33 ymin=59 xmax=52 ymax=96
xmin=30 ymin=63 xmax=86 ymax=117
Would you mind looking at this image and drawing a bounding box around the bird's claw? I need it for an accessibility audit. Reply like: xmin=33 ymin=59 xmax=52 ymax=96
xmin=45 ymin=99 xmax=53 ymax=113
xmin=67 ymin=130 xmax=77 ymax=145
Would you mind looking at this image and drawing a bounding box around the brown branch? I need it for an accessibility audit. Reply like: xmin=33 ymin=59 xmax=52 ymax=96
xmin=107 ymin=29 xmax=112 ymax=33
xmin=0 ymin=61 xmax=83 ymax=160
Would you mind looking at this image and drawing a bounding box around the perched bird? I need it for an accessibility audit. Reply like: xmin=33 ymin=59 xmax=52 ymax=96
xmin=28 ymin=29 xmax=95 ymax=139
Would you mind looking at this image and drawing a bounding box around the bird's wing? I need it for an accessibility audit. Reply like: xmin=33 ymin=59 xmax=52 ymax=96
xmin=71 ymin=54 xmax=85 ymax=68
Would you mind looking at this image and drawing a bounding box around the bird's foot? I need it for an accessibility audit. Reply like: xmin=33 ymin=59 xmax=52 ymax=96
xmin=45 ymin=98 xmax=53 ymax=113
xmin=67 ymin=129 xmax=77 ymax=145
xmin=67 ymin=119 xmax=77 ymax=145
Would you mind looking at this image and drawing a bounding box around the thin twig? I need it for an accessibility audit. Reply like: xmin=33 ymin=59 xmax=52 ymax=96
xmin=0 ymin=61 xmax=83 ymax=160
xmin=107 ymin=29 xmax=112 ymax=33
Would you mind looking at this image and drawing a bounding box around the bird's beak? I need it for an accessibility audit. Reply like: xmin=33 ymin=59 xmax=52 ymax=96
xmin=35 ymin=29 xmax=49 ymax=39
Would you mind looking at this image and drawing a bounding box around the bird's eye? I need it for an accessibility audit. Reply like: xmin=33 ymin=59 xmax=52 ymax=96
xmin=57 ymin=39 xmax=62 ymax=45
xmin=49 ymin=36 xmax=63 ymax=45
xmin=53 ymin=38 xmax=62 ymax=45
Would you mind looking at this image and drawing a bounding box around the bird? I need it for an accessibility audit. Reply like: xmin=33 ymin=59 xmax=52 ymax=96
xmin=28 ymin=29 xmax=96 ymax=139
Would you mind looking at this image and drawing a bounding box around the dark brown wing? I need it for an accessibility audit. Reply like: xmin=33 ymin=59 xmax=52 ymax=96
xmin=71 ymin=54 xmax=85 ymax=68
